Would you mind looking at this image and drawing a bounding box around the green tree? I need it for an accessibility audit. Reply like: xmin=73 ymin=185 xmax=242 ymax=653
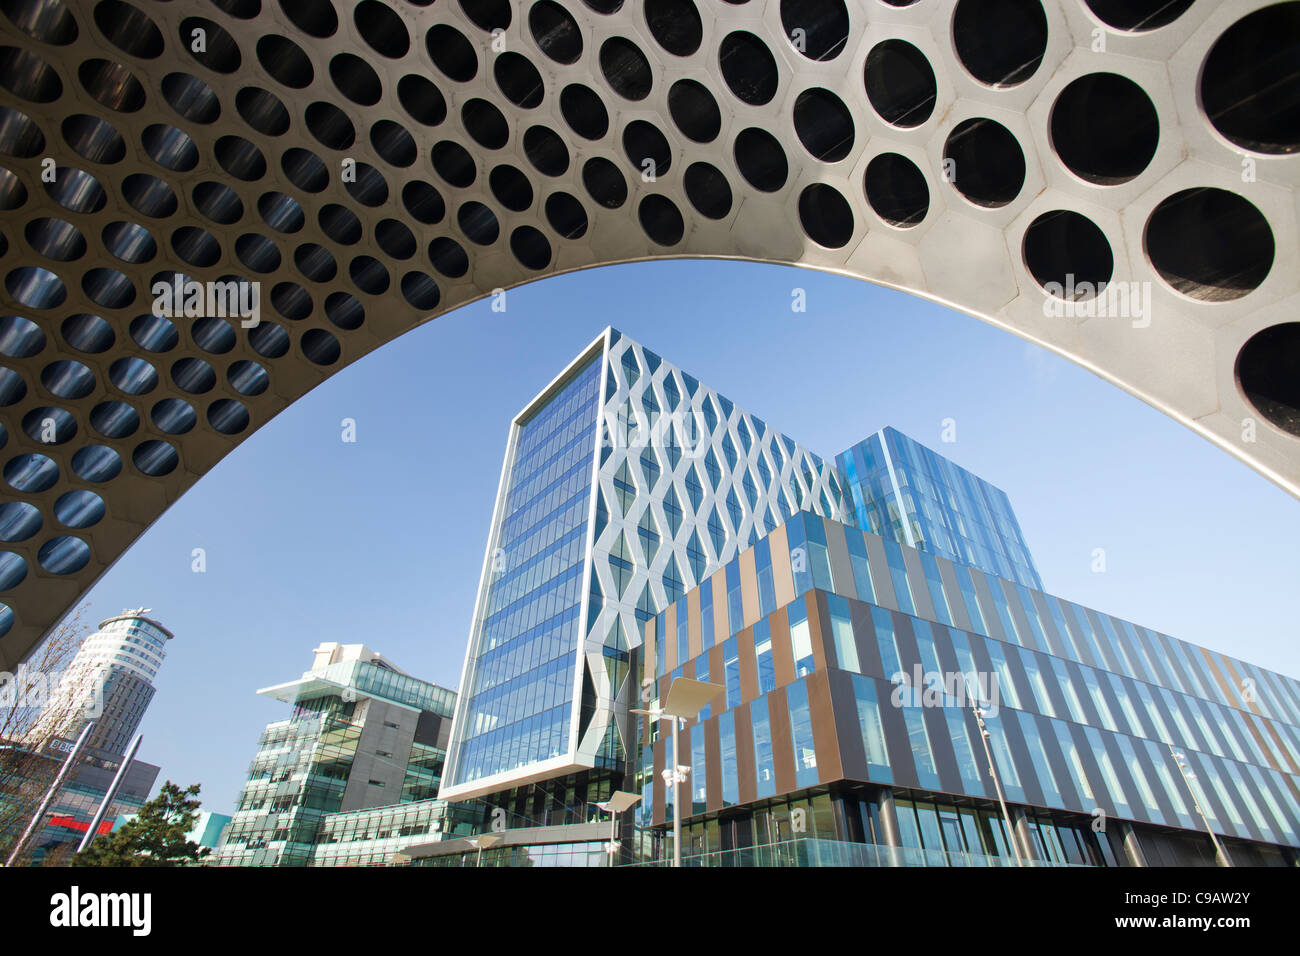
xmin=74 ymin=782 xmax=209 ymax=867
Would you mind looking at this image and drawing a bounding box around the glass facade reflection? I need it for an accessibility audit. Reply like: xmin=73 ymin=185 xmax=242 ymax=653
xmin=836 ymin=428 xmax=1042 ymax=589
xmin=639 ymin=511 xmax=1300 ymax=867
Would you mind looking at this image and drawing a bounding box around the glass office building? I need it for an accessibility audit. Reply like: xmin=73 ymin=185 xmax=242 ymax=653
xmin=432 ymin=328 xmax=1298 ymax=866
xmin=636 ymin=511 xmax=1299 ymax=866
xmin=836 ymin=428 xmax=1041 ymax=590
xmin=211 ymin=643 xmax=457 ymax=866
xmin=440 ymin=329 xmax=850 ymax=804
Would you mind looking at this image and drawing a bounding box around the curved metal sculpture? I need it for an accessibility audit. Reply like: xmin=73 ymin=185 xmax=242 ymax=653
xmin=0 ymin=0 xmax=1296 ymax=667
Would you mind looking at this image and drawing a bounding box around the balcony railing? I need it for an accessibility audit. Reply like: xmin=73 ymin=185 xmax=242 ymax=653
xmin=620 ymin=837 xmax=1092 ymax=868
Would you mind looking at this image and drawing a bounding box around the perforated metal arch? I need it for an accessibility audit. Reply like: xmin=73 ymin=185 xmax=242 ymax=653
xmin=0 ymin=0 xmax=1296 ymax=667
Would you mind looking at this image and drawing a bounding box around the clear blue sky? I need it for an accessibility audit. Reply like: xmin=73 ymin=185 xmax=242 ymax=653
xmin=71 ymin=259 xmax=1300 ymax=815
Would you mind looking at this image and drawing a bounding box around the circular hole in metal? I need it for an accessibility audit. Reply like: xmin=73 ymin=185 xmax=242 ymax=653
xmin=638 ymin=194 xmax=684 ymax=246
xmin=798 ymin=183 xmax=854 ymax=248
xmin=490 ymin=165 xmax=534 ymax=212
xmin=53 ymin=489 xmax=105 ymax=528
xmin=227 ymin=359 xmax=269 ymax=396
xmin=1050 ymin=73 xmax=1158 ymax=184
xmin=864 ymin=39 xmax=935 ymax=127
xmin=942 ymin=118 xmax=1025 ymax=207
xmin=376 ymin=219 xmax=417 ymax=259
xmin=257 ymin=35 xmax=313 ymax=89
xmin=72 ymin=444 xmax=122 ymax=482
xmin=281 ymin=148 xmax=329 ymax=192
xmin=668 ymin=79 xmax=720 ymax=143
xmin=330 ymin=53 xmax=382 ymax=106
xmin=1144 ymin=188 xmax=1273 ymax=301
xmin=427 ymin=23 xmax=478 ymax=82
xmin=402 ymin=182 xmax=446 ymax=225
xmin=142 ymin=123 xmax=199 ymax=171
xmin=683 ymin=162 xmax=732 ymax=220
xmin=22 ymin=405 xmax=76 ymax=444
xmin=1023 ymin=210 xmax=1114 ymax=298
xmin=545 ymin=192 xmax=587 ymax=238
xmin=132 ymin=439 xmax=178 ymax=476
xmin=38 ymin=535 xmax=91 ymax=574
xmin=0 ymin=315 xmax=45 ymax=357
xmin=151 ymin=397 xmax=196 ymax=434
xmin=524 ymin=125 xmax=569 ymax=176
xmin=80 ymin=59 xmax=146 ymax=112
xmin=90 ymin=400 xmax=139 ymax=438
xmin=349 ymin=255 xmax=390 ymax=294
xmin=193 ymin=181 xmax=244 ymax=224
xmin=130 ymin=313 xmax=178 ymax=353
xmin=121 ymin=173 xmax=178 ymax=217
xmin=428 ymin=237 xmax=469 ymax=277
xmin=530 ymin=1 xmax=582 ymax=64
xmin=399 ymin=75 xmax=447 ymax=126
xmin=26 ymin=218 xmax=86 ymax=261
xmin=95 ymin=1 xmax=164 ymax=59
xmin=301 ymin=328 xmax=341 ymax=365
xmin=432 ymin=140 xmax=477 ymax=187
xmin=734 ymin=128 xmax=787 ymax=192
xmin=401 ymin=271 xmax=440 ymax=311
xmin=719 ymin=31 xmax=778 ymax=106
xmin=583 ymin=157 xmax=627 ymax=208
xmin=1236 ymin=323 xmax=1300 ymax=437
xmin=325 ymin=291 xmax=365 ymax=329
xmin=172 ymin=356 xmax=217 ymax=393
xmin=561 ymin=84 xmax=609 ymax=139
xmin=952 ymin=0 xmax=1047 ymax=87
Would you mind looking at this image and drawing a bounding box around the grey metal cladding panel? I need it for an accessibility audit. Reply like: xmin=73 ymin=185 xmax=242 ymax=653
xmin=1000 ymin=580 xmax=1038 ymax=651
xmin=1026 ymin=590 xmax=1067 ymax=659
xmin=823 ymin=520 xmax=853 ymax=602
xmin=890 ymin=613 xmax=923 ymax=677
xmin=827 ymin=668 xmax=869 ymax=783
xmin=920 ymin=704 xmax=964 ymax=797
xmin=849 ymin=597 xmax=884 ymax=682
xmin=1031 ymin=648 xmax=1074 ymax=724
xmin=1097 ymin=732 xmax=1152 ymax=825
xmin=863 ymin=536 xmax=898 ymax=613
xmin=1066 ymin=721 xmax=1117 ymax=818
xmin=1063 ymin=659 xmax=1105 ymax=728
xmin=935 ymin=556 xmax=972 ymax=633
xmin=900 ymin=547 xmax=936 ymax=621
xmin=413 ymin=709 xmax=445 ymax=748
xmin=875 ymin=676 xmax=920 ymax=791
xmin=969 ymin=570 xmax=1009 ymax=645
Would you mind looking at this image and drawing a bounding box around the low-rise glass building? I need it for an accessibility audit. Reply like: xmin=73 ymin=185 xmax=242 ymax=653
xmin=635 ymin=511 xmax=1299 ymax=866
xmin=210 ymin=643 xmax=457 ymax=866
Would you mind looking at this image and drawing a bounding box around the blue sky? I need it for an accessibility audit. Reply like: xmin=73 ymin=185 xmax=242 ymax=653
xmin=71 ymin=259 xmax=1300 ymax=814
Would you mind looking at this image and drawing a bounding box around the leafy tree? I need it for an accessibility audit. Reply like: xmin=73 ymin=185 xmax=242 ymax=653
xmin=74 ymin=782 xmax=209 ymax=867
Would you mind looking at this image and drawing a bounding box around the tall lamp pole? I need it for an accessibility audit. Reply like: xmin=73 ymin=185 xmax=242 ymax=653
xmin=1170 ymin=745 xmax=1231 ymax=867
xmin=972 ymin=704 xmax=1022 ymax=867
xmin=632 ymin=676 xmax=723 ymax=868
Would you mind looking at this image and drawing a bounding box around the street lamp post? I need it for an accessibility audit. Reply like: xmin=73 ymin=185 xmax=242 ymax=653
xmin=595 ymin=791 xmax=642 ymax=866
xmin=631 ymin=676 xmax=723 ymax=868
xmin=468 ymin=832 xmax=503 ymax=868
xmin=1170 ymin=744 xmax=1231 ymax=867
xmin=972 ymin=704 xmax=1023 ymax=867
